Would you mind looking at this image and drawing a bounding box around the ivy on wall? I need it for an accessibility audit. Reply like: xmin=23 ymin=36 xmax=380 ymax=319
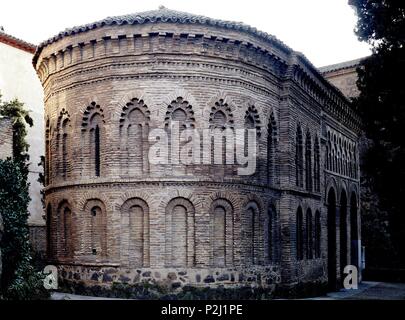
xmin=0 ymin=93 xmax=48 ymax=299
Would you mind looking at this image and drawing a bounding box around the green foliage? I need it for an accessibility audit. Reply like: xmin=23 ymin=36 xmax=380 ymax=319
xmin=0 ymin=93 xmax=33 ymax=177
xmin=349 ymin=0 xmax=405 ymax=267
xmin=0 ymin=159 xmax=48 ymax=300
xmin=37 ymin=155 xmax=46 ymax=213
xmin=0 ymin=94 xmax=47 ymax=299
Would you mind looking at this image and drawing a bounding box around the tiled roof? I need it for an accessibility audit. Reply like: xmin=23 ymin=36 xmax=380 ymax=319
xmin=0 ymin=30 xmax=36 ymax=53
xmin=34 ymin=6 xmax=292 ymax=58
xmin=318 ymin=57 xmax=366 ymax=74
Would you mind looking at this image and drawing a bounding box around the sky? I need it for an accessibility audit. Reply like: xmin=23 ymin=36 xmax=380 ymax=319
xmin=0 ymin=0 xmax=371 ymax=67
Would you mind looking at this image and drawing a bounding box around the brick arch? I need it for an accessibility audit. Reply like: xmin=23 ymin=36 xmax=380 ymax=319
xmin=114 ymin=190 xmax=154 ymax=212
xmin=158 ymin=188 xmax=204 ymax=214
xmin=242 ymin=193 xmax=265 ymax=213
xmin=206 ymin=191 xmax=242 ymax=213
xmin=164 ymin=196 xmax=196 ymax=268
xmin=296 ymin=205 xmax=304 ymax=261
xmin=119 ymin=97 xmax=151 ymax=127
xmin=163 ymin=88 xmax=199 ymax=117
xmin=80 ymin=101 xmax=106 ymax=177
xmin=266 ymin=199 xmax=280 ymax=263
xmin=243 ymin=104 xmax=262 ymax=136
xmin=209 ymin=197 xmax=235 ymax=267
xmin=81 ymin=101 xmax=105 ymax=129
xmin=82 ymin=197 xmax=108 ymax=257
xmin=119 ymin=197 xmax=150 ymax=267
xmin=118 ymin=97 xmax=151 ymax=176
xmin=164 ymin=96 xmax=196 ymax=129
xmin=205 ymin=92 xmax=237 ymax=128
xmin=349 ymin=183 xmax=360 ymax=204
xmin=339 ymin=180 xmax=349 ymax=204
xmin=242 ymin=195 xmax=264 ymax=265
xmin=56 ymin=108 xmax=70 ymax=127
xmin=112 ymin=90 xmax=150 ymax=120
xmin=295 ymin=122 xmax=304 ymax=188
xmin=56 ymin=199 xmax=74 ymax=258
xmin=305 ymin=129 xmax=313 ymax=191
xmin=56 ymin=109 xmax=71 ymax=180
xmin=325 ymin=176 xmax=338 ymax=205
xmin=266 ymin=110 xmax=278 ymax=185
xmin=76 ymin=191 xmax=112 ymax=212
xmin=265 ymin=109 xmax=278 ymax=141
xmin=208 ymin=99 xmax=235 ymax=130
xmin=45 ymin=116 xmax=53 ymax=185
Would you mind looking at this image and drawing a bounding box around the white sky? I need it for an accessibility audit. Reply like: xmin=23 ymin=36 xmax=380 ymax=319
xmin=0 ymin=0 xmax=371 ymax=67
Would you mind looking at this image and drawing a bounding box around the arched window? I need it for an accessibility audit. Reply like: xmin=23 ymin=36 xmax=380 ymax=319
xmin=210 ymin=199 xmax=234 ymax=267
xmin=46 ymin=204 xmax=52 ymax=258
xmin=243 ymin=106 xmax=261 ymax=165
xmin=93 ymin=124 xmax=101 ymax=176
xmin=213 ymin=205 xmax=226 ymax=266
xmin=120 ymin=198 xmax=150 ymax=267
xmin=209 ymin=99 xmax=234 ymax=176
xmin=267 ymin=113 xmax=277 ymax=186
xmin=340 ymin=191 xmax=348 ymax=276
xmin=81 ymin=102 xmax=105 ymax=177
xmin=350 ymin=192 xmax=359 ymax=268
xmin=314 ymin=136 xmax=320 ymax=192
xmin=296 ymin=206 xmax=304 ymax=260
xmin=315 ymin=210 xmax=321 ymax=258
xmin=244 ymin=201 xmax=260 ymax=265
xmin=295 ymin=125 xmax=304 ymax=187
xmin=83 ymin=199 xmax=107 ymax=257
xmin=119 ymin=98 xmax=151 ymax=176
xmin=57 ymin=201 xmax=73 ymax=258
xmin=305 ymin=131 xmax=312 ymax=191
xmin=63 ymin=207 xmax=73 ymax=257
xmin=164 ymin=97 xmax=195 ymax=175
xmin=90 ymin=206 xmax=105 ymax=255
xmin=266 ymin=206 xmax=276 ymax=264
xmin=45 ymin=119 xmax=52 ymax=185
xmin=327 ymin=188 xmax=337 ymax=290
xmin=306 ymin=208 xmax=313 ymax=259
xmin=56 ymin=109 xmax=70 ymax=179
xmin=165 ymin=197 xmax=195 ymax=267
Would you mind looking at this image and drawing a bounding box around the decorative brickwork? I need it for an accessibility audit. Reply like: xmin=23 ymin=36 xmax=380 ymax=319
xmin=34 ymin=7 xmax=361 ymax=295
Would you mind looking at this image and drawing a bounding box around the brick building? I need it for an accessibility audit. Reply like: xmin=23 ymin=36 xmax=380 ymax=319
xmin=319 ymin=58 xmax=364 ymax=99
xmin=33 ymin=7 xmax=362 ymax=294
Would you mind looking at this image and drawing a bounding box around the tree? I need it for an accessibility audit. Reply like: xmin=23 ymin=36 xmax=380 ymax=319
xmin=349 ymin=0 xmax=405 ymax=267
xmin=0 ymin=159 xmax=48 ymax=299
xmin=0 ymin=94 xmax=48 ymax=299
xmin=0 ymin=93 xmax=33 ymax=177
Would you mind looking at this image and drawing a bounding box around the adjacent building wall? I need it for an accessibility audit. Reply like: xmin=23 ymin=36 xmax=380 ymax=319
xmin=319 ymin=58 xmax=364 ymax=99
xmin=0 ymin=116 xmax=12 ymax=159
xmin=0 ymin=33 xmax=45 ymax=253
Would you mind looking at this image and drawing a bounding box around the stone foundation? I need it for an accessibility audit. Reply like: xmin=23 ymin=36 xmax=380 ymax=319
xmin=57 ymin=264 xmax=281 ymax=290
